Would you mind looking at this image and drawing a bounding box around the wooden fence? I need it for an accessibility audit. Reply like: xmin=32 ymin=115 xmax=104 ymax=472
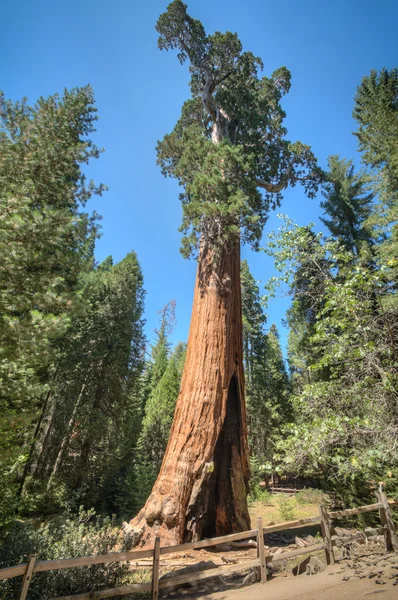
xmin=1 ymin=489 xmax=397 ymax=600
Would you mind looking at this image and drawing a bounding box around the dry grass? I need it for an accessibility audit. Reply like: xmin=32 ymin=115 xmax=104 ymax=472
xmin=249 ymin=495 xmax=320 ymax=525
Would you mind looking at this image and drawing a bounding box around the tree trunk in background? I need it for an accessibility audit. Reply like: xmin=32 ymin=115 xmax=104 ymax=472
xmin=128 ymin=238 xmax=250 ymax=546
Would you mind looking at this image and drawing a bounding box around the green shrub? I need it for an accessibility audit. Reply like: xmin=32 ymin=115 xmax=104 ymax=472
xmin=277 ymin=495 xmax=296 ymax=521
xmin=295 ymin=488 xmax=328 ymax=506
xmin=0 ymin=508 xmax=138 ymax=600
xmin=248 ymin=456 xmax=269 ymax=503
xmin=259 ymin=489 xmax=273 ymax=506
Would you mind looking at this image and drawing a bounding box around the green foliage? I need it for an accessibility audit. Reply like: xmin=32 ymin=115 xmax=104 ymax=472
xmin=354 ymin=68 xmax=398 ymax=193
xmin=14 ymin=252 xmax=146 ymax=520
xmin=121 ymin=303 xmax=186 ymax=515
xmin=247 ymin=457 xmax=272 ymax=504
xmin=0 ymin=86 xmax=107 ymax=524
xmin=295 ymin=488 xmax=328 ymax=507
xmin=321 ymin=155 xmax=374 ymax=253
xmin=155 ymin=0 xmax=320 ymax=258
xmin=138 ymin=342 xmax=186 ymax=473
xmin=0 ymin=509 xmax=135 ymax=599
xmin=0 ymin=86 xmax=104 ymax=408
xmin=276 ymin=495 xmax=296 ymax=521
xmin=266 ymin=215 xmax=398 ymax=503
xmin=242 ymin=261 xmax=292 ymax=467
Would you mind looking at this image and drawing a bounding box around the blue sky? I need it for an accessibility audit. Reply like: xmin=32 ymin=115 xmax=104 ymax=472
xmin=2 ymin=0 xmax=397 ymax=351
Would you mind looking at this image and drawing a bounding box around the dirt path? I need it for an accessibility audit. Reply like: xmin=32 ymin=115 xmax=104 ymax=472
xmin=193 ymin=550 xmax=398 ymax=600
xmin=195 ymin=569 xmax=397 ymax=600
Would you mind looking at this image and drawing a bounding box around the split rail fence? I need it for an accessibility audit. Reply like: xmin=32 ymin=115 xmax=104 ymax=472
xmin=1 ymin=489 xmax=397 ymax=600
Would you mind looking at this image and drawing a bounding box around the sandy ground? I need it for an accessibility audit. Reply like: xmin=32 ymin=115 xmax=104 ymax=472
xmin=191 ymin=548 xmax=398 ymax=600
xmin=156 ymin=543 xmax=398 ymax=600
xmin=194 ymin=567 xmax=398 ymax=600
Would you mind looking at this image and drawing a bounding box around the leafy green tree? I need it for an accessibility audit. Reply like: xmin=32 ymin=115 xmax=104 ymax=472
xmin=321 ymin=155 xmax=374 ymax=254
xmin=0 ymin=86 xmax=105 ymax=520
xmin=267 ymin=221 xmax=331 ymax=391
xmin=267 ymin=217 xmax=398 ymax=503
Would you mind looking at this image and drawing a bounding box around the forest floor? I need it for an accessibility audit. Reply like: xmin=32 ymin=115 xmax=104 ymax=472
xmin=156 ymin=541 xmax=398 ymax=600
xmin=149 ymin=495 xmax=398 ymax=599
xmin=194 ymin=549 xmax=398 ymax=600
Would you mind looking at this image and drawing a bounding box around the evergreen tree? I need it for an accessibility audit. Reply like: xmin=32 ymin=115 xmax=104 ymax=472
xmin=0 ymin=86 xmax=105 ymax=520
xmin=354 ymin=68 xmax=398 ymax=277
xmin=241 ymin=261 xmax=290 ymax=464
xmin=147 ymin=301 xmax=176 ymax=392
xmin=139 ymin=342 xmax=186 ymax=474
xmin=267 ymin=217 xmax=398 ymax=502
xmin=125 ymin=302 xmax=185 ymax=517
xmin=321 ymin=155 xmax=374 ymax=254
xmin=132 ymin=1 xmax=321 ymax=545
xmin=354 ymin=68 xmax=398 ymax=194
xmin=19 ymin=252 xmax=146 ymax=515
xmin=282 ymin=227 xmax=331 ymax=391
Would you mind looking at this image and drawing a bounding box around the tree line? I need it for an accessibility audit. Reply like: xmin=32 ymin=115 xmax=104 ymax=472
xmin=0 ymin=67 xmax=397 ymax=534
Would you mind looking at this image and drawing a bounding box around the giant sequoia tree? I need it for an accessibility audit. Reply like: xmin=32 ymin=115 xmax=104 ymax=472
xmin=129 ymin=1 xmax=320 ymax=545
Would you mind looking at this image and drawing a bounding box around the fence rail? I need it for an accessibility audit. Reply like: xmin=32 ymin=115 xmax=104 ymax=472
xmin=1 ymin=491 xmax=397 ymax=600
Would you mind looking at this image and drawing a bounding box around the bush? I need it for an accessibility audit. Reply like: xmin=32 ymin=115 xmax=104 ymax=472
xmin=248 ymin=456 xmax=271 ymax=503
xmin=295 ymin=488 xmax=328 ymax=506
xmin=0 ymin=508 xmax=138 ymax=600
xmin=277 ymin=495 xmax=296 ymax=521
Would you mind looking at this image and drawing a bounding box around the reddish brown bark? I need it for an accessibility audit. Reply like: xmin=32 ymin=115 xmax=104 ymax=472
xmin=129 ymin=239 xmax=251 ymax=546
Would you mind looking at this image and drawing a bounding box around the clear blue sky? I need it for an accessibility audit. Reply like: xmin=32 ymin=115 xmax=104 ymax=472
xmin=2 ymin=0 xmax=397 ymax=351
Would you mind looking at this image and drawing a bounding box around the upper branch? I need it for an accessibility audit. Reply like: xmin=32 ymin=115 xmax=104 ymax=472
xmin=255 ymin=164 xmax=294 ymax=193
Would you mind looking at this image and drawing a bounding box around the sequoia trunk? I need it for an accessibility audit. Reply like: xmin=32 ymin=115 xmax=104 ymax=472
xmin=129 ymin=239 xmax=250 ymax=546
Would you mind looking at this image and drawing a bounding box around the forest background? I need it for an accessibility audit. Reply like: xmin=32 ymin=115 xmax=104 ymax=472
xmin=1 ymin=0 xmax=397 ymax=597
xmin=2 ymin=0 xmax=396 ymax=349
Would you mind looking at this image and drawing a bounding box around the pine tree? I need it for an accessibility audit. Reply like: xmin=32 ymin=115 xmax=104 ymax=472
xmin=321 ymin=155 xmax=374 ymax=254
xmin=0 ymin=86 xmax=105 ymax=520
xmin=354 ymin=68 xmax=398 ymax=194
xmin=241 ymin=262 xmax=290 ymax=464
xmin=353 ymin=68 xmax=398 ymax=276
xmin=123 ymin=305 xmax=184 ymax=517
xmin=139 ymin=342 xmax=186 ymax=473
xmin=285 ymin=229 xmax=331 ymax=391
xmin=19 ymin=252 xmax=146 ymax=514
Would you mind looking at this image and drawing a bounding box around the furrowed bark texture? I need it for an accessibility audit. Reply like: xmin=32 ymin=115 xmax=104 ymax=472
xmin=129 ymin=239 xmax=250 ymax=546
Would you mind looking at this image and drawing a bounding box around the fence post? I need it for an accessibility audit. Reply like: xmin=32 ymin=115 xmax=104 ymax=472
xmin=375 ymin=487 xmax=398 ymax=552
xmin=151 ymin=536 xmax=160 ymax=600
xmin=256 ymin=517 xmax=267 ymax=584
xmin=318 ymin=505 xmax=335 ymax=565
xmin=19 ymin=555 xmax=36 ymax=600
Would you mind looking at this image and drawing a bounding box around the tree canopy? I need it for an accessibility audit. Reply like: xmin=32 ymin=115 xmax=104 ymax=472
xmin=156 ymin=0 xmax=321 ymax=257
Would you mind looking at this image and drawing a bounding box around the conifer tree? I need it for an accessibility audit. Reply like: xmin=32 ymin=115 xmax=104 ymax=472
xmin=354 ymin=68 xmax=398 ymax=194
xmin=139 ymin=342 xmax=186 ymax=473
xmin=19 ymin=252 xmax=145 ymax=514
xmin=321 ymin=155 xmax=374 ymax=254
xmin=354 ymin=68 xmax=398 ymax=275
xmin=241 ymin=261 xmax=290 ymax=464
xmin=0 ymin=86 xmax=105 ymax=519
xmin=129 ymin=0 xmax=320 ymax=546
